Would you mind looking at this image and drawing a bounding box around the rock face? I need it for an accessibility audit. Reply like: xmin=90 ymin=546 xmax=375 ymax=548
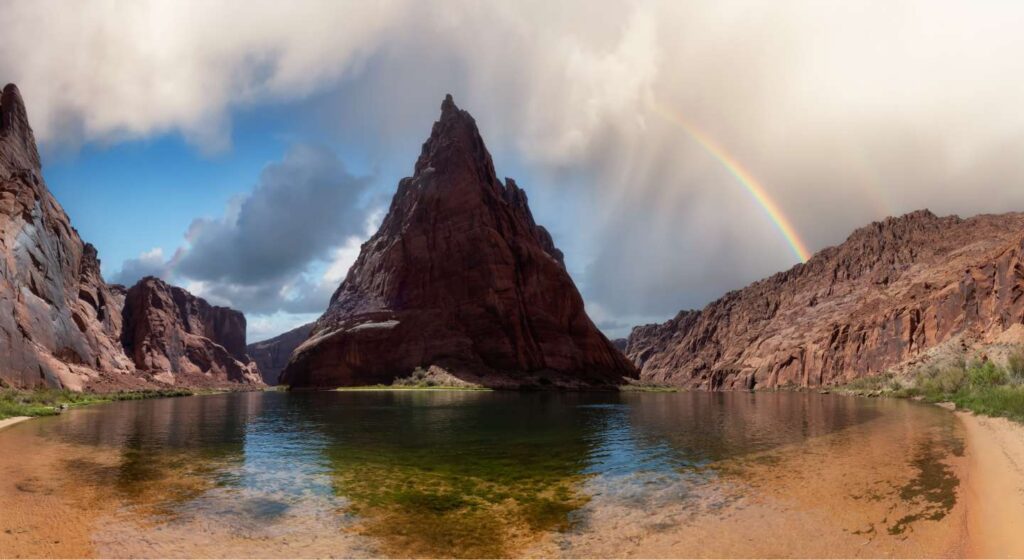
xmin=0 ymin=82 xmax=262 ymax=391
xmin=0 ymin=84 xmax=135 ymax=390
xmin=121 ymin=277 xmax=262 ymax=386
xmin=282 ymin=95 xmax=635 ymax=389
xmin=247 ymin=322 xmax=313 ymax=385
xmin=626 ymin=210 xmax=1024 ymax=389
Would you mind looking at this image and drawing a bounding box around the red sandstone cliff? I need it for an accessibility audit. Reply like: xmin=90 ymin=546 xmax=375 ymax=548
xmin=0 ymin=84 xmax=136 ymax=390
xmin=0 ymin=83 xmax=261 ymax=391
xmin=626 ymin=210 xmax=1024 ymax=389
xmin=281 ymin=95 xmax=636 ymax=389
xmin=247 ymin=322 xmax=313 ymax=385
xmin=121 ymin=277 xmax=262 ymax=387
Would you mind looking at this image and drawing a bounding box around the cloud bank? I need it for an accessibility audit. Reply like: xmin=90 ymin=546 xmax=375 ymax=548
xmin=114 ymin=145 xmax=377 ymax=324
xmin=7 ymin=0 xmax=1024 ymax=338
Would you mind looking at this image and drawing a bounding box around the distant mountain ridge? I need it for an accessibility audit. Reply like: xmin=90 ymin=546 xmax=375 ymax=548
xmin=626 ymin=209 xmax=1024 ymax=389
xmin=247 ymin=322 xmax=314 ymax=385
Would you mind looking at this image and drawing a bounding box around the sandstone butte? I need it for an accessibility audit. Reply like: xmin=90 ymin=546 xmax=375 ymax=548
xmin=281 ymin=95 xmax=637 ymax=390
xmin=0 ymin=83 xmax=262 ymax=391
xmin=626 ymin=210 xmax=1024 ymax=389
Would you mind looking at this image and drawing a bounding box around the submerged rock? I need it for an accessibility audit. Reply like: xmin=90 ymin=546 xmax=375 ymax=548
xmin=626 ymin=210 xmax=1024 ymax=389
xmin=282 ymin=95 xmax=635 ymax=389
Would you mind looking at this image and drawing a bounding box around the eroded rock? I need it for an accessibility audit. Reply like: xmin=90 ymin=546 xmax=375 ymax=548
xmin=626 ymin=210 xmax=1024 ymax=389
xmin=281 ymin=95 xmax=635 ymax=389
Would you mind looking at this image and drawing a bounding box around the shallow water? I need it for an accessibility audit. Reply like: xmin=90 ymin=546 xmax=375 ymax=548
xmin=0 ymin=391 xmax=968 ymax=558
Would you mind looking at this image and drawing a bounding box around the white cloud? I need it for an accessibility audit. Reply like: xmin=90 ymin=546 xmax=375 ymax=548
xmin=6 ymin=0 xmax=1024 ymax=335
xmin=111 ymin=247 xmax=172 ymax=285
xmin=322 ymin=208 xmax=384 ymax=284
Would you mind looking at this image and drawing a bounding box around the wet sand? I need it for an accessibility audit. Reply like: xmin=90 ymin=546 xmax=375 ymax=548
xmin=959 ymin=411 xmax=1024 ymax=558
xmin=2 ymin=394 xmax=1023 ymax=558
xmin=525 ymin=405 xmax=970 ymax=558
xmin=0 ymin=416 xmax=31 ymax=431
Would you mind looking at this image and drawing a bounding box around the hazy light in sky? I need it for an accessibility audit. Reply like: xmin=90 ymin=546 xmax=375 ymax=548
xmin=3 ymin=0 xmax=1024 ymax=339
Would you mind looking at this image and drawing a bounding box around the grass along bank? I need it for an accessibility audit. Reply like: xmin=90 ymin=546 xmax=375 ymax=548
xmin=0 ymin=387 xmax=195 ymax=420
xmin=839 ymin=350 xmax=1024 ymax=422
xmin=336 ymin=366 xmax=491 ymax=391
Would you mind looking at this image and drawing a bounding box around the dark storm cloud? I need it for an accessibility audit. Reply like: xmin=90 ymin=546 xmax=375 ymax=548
xmin=109 ymin=248 xmax=174 ymax=287
xmin=8 ymin=1 xmax=1024 ymax=339
xmin=175 ymin=144 xmax=372 ymax=285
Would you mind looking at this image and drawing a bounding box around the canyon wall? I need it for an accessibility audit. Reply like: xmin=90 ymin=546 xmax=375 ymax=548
xmin=0 ymin=83 xmax=261 ymax=391
xmin=626 ymin=210 xmax=1024 ymax=389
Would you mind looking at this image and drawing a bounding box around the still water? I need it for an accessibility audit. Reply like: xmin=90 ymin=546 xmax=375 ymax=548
xmin=0 ymin=391 xmax=967 ymax=558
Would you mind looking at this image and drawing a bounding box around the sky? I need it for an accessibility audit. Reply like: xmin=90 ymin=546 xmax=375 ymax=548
xmin=3 ymin=0 xmax=1024 ymax=342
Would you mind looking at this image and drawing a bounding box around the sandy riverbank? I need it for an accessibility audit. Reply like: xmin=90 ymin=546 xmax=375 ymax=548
xmin=959 ymin=411 xmax=1024 ymax=558
xmin=0 ymin=416 xmax=31 ymax=431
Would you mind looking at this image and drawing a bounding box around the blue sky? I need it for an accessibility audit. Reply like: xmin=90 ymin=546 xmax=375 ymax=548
xmin=38 ymin=88 xmax=603 ymax=341
xmin=6 ymin=1 xmax=1024 ymax=341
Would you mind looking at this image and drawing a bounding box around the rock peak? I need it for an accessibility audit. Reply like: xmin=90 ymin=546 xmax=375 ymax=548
xmin=413 ymin=94 xmax=497 ymax=186
xmin=0 ymin=82 xmax=41 ymax=171
xmin=441 ymin=93 xmax=456 ymax=112
xmin=282 ymin=97 xmax=635 ymax=389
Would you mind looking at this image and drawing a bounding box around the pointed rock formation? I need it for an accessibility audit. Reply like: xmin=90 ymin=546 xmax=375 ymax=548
xmin=282 ymin=95 xmax=635 ymax=389
xmin=247 ymin=322 xmax=314 ymax=385
xmin=0 ymin=84 xmax=135 ymax=390
xmin=626 ymin=210 xmax=1024 ymax=389
xmin=121 ymin=277 xmax=262 ymax=387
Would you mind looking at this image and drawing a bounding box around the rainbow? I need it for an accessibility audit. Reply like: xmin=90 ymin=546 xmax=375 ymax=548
xmin=649 ymin=101 xmax=812 ymax=263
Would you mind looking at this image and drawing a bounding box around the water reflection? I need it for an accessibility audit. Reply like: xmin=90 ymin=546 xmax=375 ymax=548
xmin=0 ymin=390 xmax=967 ymax=558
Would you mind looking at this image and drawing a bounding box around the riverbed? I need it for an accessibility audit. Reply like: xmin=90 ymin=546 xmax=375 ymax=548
xmin=0 ymin=390 xmax=996 ymax=558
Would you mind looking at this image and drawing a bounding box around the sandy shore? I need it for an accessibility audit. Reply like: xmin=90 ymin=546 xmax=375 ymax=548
xmin=959 ymin=411 xmax=1024 ymax=558
xmin=0 ymin=416 xmax=31 ymax=431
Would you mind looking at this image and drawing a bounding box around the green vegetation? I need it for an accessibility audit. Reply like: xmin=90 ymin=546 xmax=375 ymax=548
xmin=839 ymin=371 xmax=904 ymax=396
xmin=335 ymin=367 xmax=490 ymax=391
xmin=327 ymin=438 xmax=586 ymax=557
xmin=841 ymin=350 xmax=1024 ymax=423
xmin=618 ymin=383 xmax=682 ymax=392
xmin=0 ymin=387 xmax=195 ymax=420
xmin=335 ymin=385 xmax=490 ymax=392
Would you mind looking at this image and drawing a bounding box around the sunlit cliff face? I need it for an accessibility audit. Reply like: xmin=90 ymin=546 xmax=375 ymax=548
xmin=3 ymin=0 xmax=1024 ymax=338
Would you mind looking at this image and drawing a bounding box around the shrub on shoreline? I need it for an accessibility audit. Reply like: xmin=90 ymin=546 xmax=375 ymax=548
xmin=0 ymin=387 xmax=194 ymax=420
xmin=843 ymin=350 xmax=1024 ymax=423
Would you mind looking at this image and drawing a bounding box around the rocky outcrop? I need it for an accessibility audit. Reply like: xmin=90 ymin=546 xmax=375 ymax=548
xmin=0 ymin=83 xmax=262 ymax=391
xmin=281 ymin=95 xmax=635 ymax=389
xmin=121 ymin=277 xmax=262 ymax=387
xmin=247 ymin=322 xmax=313 ymax=385
xmin=0 ymin=84 xmax=135 ymax=390
xmin=626 ymin=210 xmax=1024 ymax=389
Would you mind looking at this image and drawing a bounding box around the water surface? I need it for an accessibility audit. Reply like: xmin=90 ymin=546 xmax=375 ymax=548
xmin=0 ymin=391 xmax=967 ymax=557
